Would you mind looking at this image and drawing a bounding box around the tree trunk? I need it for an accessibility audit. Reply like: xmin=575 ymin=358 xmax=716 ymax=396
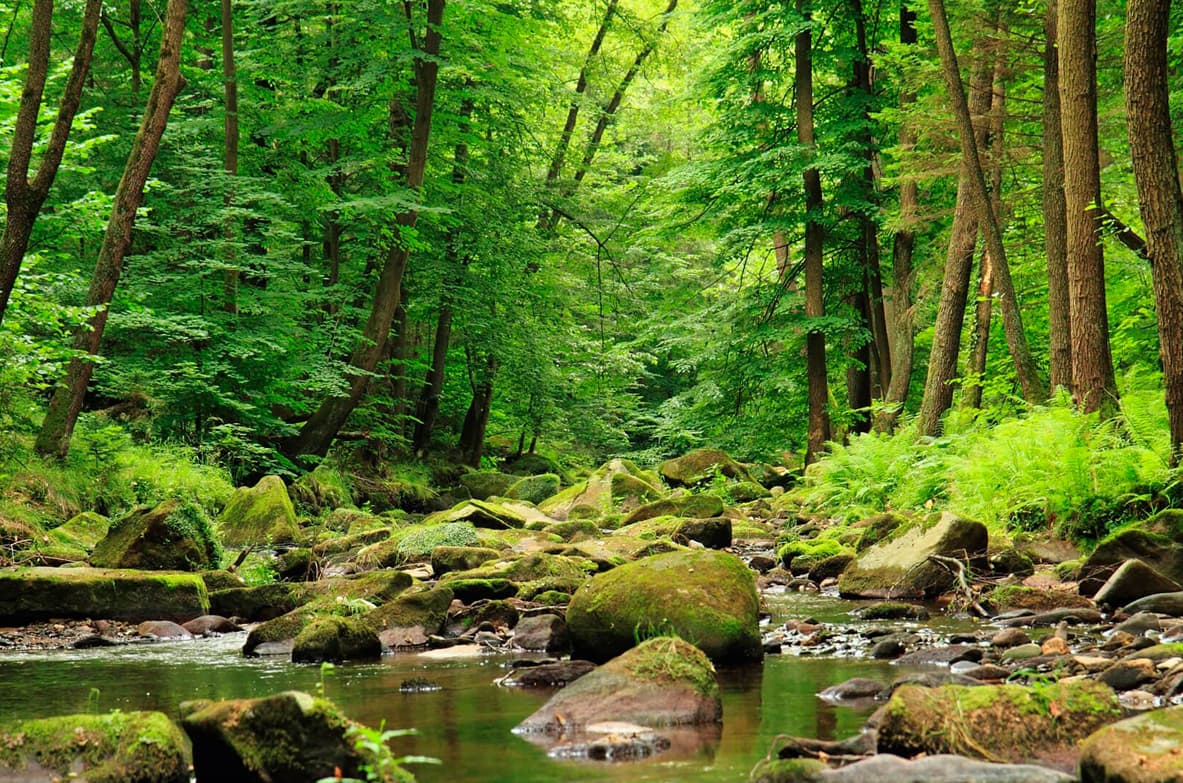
xmin=1059 ymin=0 xmax=1117 ymax=414
xmin=286 ymin=0 xmax=445 ymax=458
xmin=847 ymin=284 xmax=874 ymax=434
xmin=875 ymin=1 xmax=919 ymax=433
xmin=929 ymin=0 xmax=1045 ymax=405
xmin=459 ymin=353 xmax=496 ymax=467
xmin=222 ymin=0 xmax=240 ymax=315
xmin=1125 ymin=0 xmax=1183 ymax=461
xmin=0 ymin=0 xmax=103 ymax=327
xmin=35 ymin=0 xmax=189 ymax=459
xmin=1043 ymin=0 xmax=1071 ymax=393
xmin=797 ymin=0 xmax=831 ymax=463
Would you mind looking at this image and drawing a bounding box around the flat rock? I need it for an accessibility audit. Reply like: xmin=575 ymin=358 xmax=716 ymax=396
xmin=1080 ymin=705 xmax=1183 ymax=783
xmin=1095 ymin=559 xmax=1183 ymax=608
xmin=1124 ymin=591 xmax=1183 ymax=616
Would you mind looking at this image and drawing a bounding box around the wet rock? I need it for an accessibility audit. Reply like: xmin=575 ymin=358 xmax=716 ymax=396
xmin=367 ymin=585 xmax=453 ymax=649
xmin=871 ymin=639 xmax=906 ymax=659
xmin=1078 ymin=511 xmax=1183 ymax=597
xmin=291 ymin=616 xmax=381 ymax=663
xmin=1041 ymin=637 xmax=1070 ymax=656
xmin=515 ymin=637 xmax=721 ymax=732
xmin=1002 ymin=643 xmax=1044 ymax=662
xmin=1098 ymin=659 xmax=1158 ymax=691
xmin=1095 ymin=558 xmax=1183 ymax=608
xmin=1079 ymin=705 xmax=1183 ymax=783
xmin=893 ymin=645 xmax=983 ymax=666
xmin=991 ymin=628 xmax=1032 ymax=648
xmin=818 ymin=678 xmax=886 ymax=702
xmin=512 ymin=614 xmax=571 ymax=653
xmin=749 ymin=554 xmax=778 ymax=573
xmin=853 ymin=602 xmax=930 ymax=621
xmin=567 ymin=549 xmax=762 ymax=664
xmin=808 ymin=554 xmax=854 ymax=582
xmin=1123 ymin=591 xmax=1183 ymax=616
xmin=399 ymin=677 xmax=442 ymax=693
xmin=885 ymin=671 xmax=983 ymax=694
xmin=92 ymin=500 xmax=221 ymax=571
xmin=1113 ymin=612 xmax=1162 ymax=636
xmin=996 ymin=607 xmax=1102 ymax=628
xmin=209 ymin=583 xmax=300 ymax=622
xmin=73 ymin=634 xmax=118 ymax=649
xmin=500 ymin=660 xmax=597 ymax=688
xmin=216 ymin=475 xmax=299 ymax=549
xmin=962 ymin=664 xmax=1011 ymax=682
xmin=137 ymin=620 xmax=193 ymax=640
xmin=753 ymin=753 xmax=1077 ymax=783
xmin=987 ymin=586 xmax=1094 ymax=613
xmin=182 ymin=615 xmax=242 ymax=636
xmin=0 ymin=710 xmax=189 ymax=783
xmin=0 ymin=566 xmax=209 ymax=624
xmin=548 ymin=722 xmax=671 ymax=761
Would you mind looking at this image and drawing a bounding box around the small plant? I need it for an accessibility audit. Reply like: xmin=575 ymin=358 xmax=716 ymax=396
xmin=315 ymin=721 xmax=439 ymax=783
xmin=316 ymin=662 xmax=335 ymax=699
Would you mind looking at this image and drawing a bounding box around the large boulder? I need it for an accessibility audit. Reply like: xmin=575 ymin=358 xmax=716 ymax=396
xmin=91 ymin=500 xmax=221 ymax=571
xmin=366 ymin=585 xmax=454 ymax=648
xmin=291 ymin=616 xmax=381 ymax=663
xmin=0 ymin=711 xmax=189 ymax=783
xmin=217 ymin=475 xmax=299 ymax=549
xmin=515 ymin=636 xmax=721 ymax=733
xmin=1093 ymin=558 xmax=1183 ymax=608
xmin=210 ymin=583 xmax=302 ymax=622
xmin=658 ymin=449 xmax=752 ymax=488
xmin=838 ymin=512 xmax=988 ymax=599
xmin=430 ymin=545 xmax=500 ymax=575
xmin=441 ymin=552 xmax=594 ymax=599
xmin=877 ymin=681 xmax=1120 ymax=765
xmin=566 ymin=549 xmax=762 ymax=663
xmin=540 ymin=459 xmax=664 ymax=521
xmin=459 ymin=470 xmax=517 ymax=500
xmin=1079 ymin=706 xmax=1183 ymax=783
xmin=421 ymin=500 xmax=527 ymax=530
xmin=621 ymin=494 xmax=725 ymax=525
xmin=505 ymin=474 xmax=562 ymax=505
xmin=180 ymin=691 xmax=405 ymax=783
xmin=0 ymin=566 xmax=208 ymax=623
xmin=1078 ymin=510 xmax=1183 ymax=596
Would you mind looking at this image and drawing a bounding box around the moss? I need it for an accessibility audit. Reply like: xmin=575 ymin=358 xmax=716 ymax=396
xmin=311 ymin=527 xmax=392 ymax=556
xmin=542 ymin=519 xmax=601 ymax=541
xmin=210 ymin=583 xmax=300 ymax=621
xmin=778 ymin=537 xmax=851 ymax=571
xmin=366 ymin=585 xmax=453 ymax=633
xmin=200 ymin=569 xmax=246 ymax=591
xmin=621 ymin=494 xmax=725 ymax=525
xmin=985 ymin=585 xmax=1093 ymax=612
xmin=505 ymin=473 xmax=561 ymax=505
xmin=731 ymin=520 xmax=775 ymax=541
xmin=291 ymin=616 xmax=380 ymax=663
xmin=217 ymin=475 xmax=299 ymax=548
xmin=394 ymin=522 xmax=480 ymax=559
xmin=92 ymin=499 xmax=221 ymax=571
xmin=289 ymin=466 xmax=351 ymax=516
xmin=534 ymin=590 xmax=572 ymax=606
xmin=355 ymin=537 xmax=404 ymax=569
xmin=625 ymin=636 xmax=720 ymax=699
xmin=0 ymin=566 xmax=208 ymax=623
xmin=1080 ymin=705 xmax=1183 ymax=783
xmin=444 ymin=578 xmax=518 ymax=602
xmin=749 ymin=758 xmax=826 ymax=783
xmin=50 ymin=511 xmax=110 ymax=550
xmin=321 ymin=507 xmax=384 ymax=534
xmin=658 ymin=449 xmax=752 ymax=487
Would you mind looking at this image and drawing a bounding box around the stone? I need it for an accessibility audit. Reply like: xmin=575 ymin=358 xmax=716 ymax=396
xmin=505 ymin=474 xmax=562 ymax=505
xmin=137 ymin=620 xmax=193 ymax=640
xmin=853 ymin=602 xmax=930 ymax=621
xmin=996 ymin=607 xmax=1103 ymax=627
xmin=430 ymin=546 xmax=501 ymax=575
xmin=894 ymin=645 xmax=983 ymax=667
xmin=1002 ymin=643 xmax=1044 ymax=662
xmin=1113 ymin=612 xmax=1162 ymax=636
xmin=1079 ymin=705 xmax=1183 ymax=783
xmin=459 ymin=470 xmax=517 ymax=500
xmin=548 ymin=722 xmax=671 ymax=761
xmin=871 ymin=639 xmax=906 ymax=659
xmin=817 ymin=678 xmax=886 ymax=701
xmin=0 ymin=710 xmax=189 ymax=783
xmin=182 ymin=615 xmax=242 ymax=636
xmin=291 ymin=616 xmax=381 ymax=663
xmin=1094 ymin=559 xmax=1183 ymax=608
xmin=658 ymin=449 xmax=752 ymax=487
xmin=49 ymin=512 xmax=110 ymax=552
xmin=838 ymin=512 xmax=988 ymax=599
xmin=540 ymin=459 xmax=663 ymax=521
xmin=209 ymin=583 xmax=301 ymax=622
xmin=0 ymin=566 xmax=208 ymax=623
xmin=515 ymin=636 xmax=721 ymax=733
xmin=1123 ymin=591 xmax=1183 ymax=616
xmin=425 ymin=500 xmax=527 ymax=530
xmin=566 ymin=549 xmax=762 ymax=664
xmin=1078 ymin=511 xmax=1183 ymax=596
xmin=752 ymin=753 xmax=1077 ymax=783
xmin=987 ymin=586 xmax=1094 ymax=613
xmin=512 ymin=614 xmax=571 ymax=653
xmin=91 ymin=500 xmax=221 ymax=571
xmin=675 ymin=517 xmax=732 ymax=549
xmin=1098 ymin=659 xmax=1158 ymax=691
xmin=274 ymin=548 xmax=319 ymax=581
xmin=991 ymin=628 xmax=1032 ymax=648
xmin=807 ymin=554 xmax=855 ymax=583
xmin=216 ymin=475 xmax=299 ymax=548
xmin=1041 ymin=637 xmax=1070 ymax=656
xmin=501 ymin=660 xmax=597 ymax=688
xmin=620 ymin=494 xmax=726 ymax=526
xmin=367 ymin=586 xmax=454 ymax=647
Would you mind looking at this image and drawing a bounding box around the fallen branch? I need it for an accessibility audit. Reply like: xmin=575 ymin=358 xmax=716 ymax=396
xmin=929 ymin=553 xmax=990 ymax=618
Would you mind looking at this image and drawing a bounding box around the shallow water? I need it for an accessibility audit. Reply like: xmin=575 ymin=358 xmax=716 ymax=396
xmin=0 ymin=592 xmax=978 ymax=783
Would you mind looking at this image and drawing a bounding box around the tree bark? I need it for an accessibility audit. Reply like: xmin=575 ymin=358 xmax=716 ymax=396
xmin=0 ymin=0 xmax=103 ymax=327
xmin=1125 ymin=0 xmax=1183 ymax=461
xmin=1043 ymin=0 xmax=1071 ymax=393
xmin=35 ymin=0 xmax=189 ymax=459
xmin=797 ymin=0 xmax=831 ymax=463
xmin=286 ymin=0 xmax=445 ymax=458
xmin=221 ymin=0 xmax=240 ymax=315
xmin=459 ymin=352 xmax=496 ymax=467
xmin=1059 ymin=0 xmax=1117 ymax=414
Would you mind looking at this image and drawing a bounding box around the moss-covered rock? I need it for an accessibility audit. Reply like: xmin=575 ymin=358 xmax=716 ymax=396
xmin=567 ymin=549 xmax=762 ymax=664
xmin=541 ymin=459 xmax=664 ymax=521
xmin=445 ymin=578 xmax=518 ymax=602
xmin=430 ymin=545 xmax=501 ymax=575
xmin=274 ymin=548 xmax=319 ymax=581
xmin=851 ymin=512 xmax=911 ymax=552
xmin=1080 ymin=705 xmax=1183 ymax=783
xmin=217 ymin=475 xmax=299 ymax=549
xmin=180 ymin=691 xmax=409 ymax=783
xmin=210 ymin=583 xmax=301 ymax=622
xmin=243 ymin=607 xmax=317 ymax=655
xmin=779 ymin=537 xmax=852 ymax=574
xmin=459 ymin=470 xmax=517 ymax=500
xmin=658 ymin=449 xmax=752 ymax=488
xmin=200 ymin=569 xmax=245 ymax=591
xmin=838 ymin=512 xmax=988 ymax=599
xmin=728 ymin=481 xmax=772 ymax=502
xmin=1077 ymin=510 xmax=1183 ymax=596
xmin=984 ymin=585 xmax=1094 ymax=613
xmin=50 ymin=511 xmax=110 ymax=551
xmin=423 ymin=499 xmax=528 ymax=530
xmin=505 ymin=473 xmax=562 ymax=505
xmin=0 ymin=710 xmax=189 ymax=782
xmin=621 ymin=494 xmax=725 ymax=525
xmin=516 ymin=636 xmax=721 ymax=732
xmin=91 ymin=499 xmax=221 ymax=571
xmin=355 ymin=537 xmax=404 ymax=569
xmin=394 ymin=522 xmax=480 ymax=561
xmin=0 ymin=566 xmax=208 ymax=623
xmin=442 ymin=552 xmax=593 ymax=585
xmin=541 ymin=519 xmax=601 ymax=542
xmin=291 ymin=616 xmax=381 ymax=663
xmin=311 ymin=527 xmax=392 ymax=557
xmin=877 ymin=680 xmax=1120 ymax=764
xmin=288 ymin=467 xmax=351 ymax=516
xmin=321 ymin=507 xmax=384 ymax=534
xmin=366 ymin=585 xmax=453 ymax=647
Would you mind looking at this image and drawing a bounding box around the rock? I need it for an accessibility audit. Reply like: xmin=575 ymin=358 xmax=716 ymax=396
xmin=872 ymin=639 xmax=907 ymax=659
xmin=425 ymin=500 xmax=528 ymax=530
xmin=676 ymin=517 xmax=732 ymax=549
xmin=367 ymin=586 xmax=454 ymax=648
xmin=659 ymin=449 xmax=752 ymax=488
xmin=398 ymin=678 xmax=441 ymax=693
xmin=500 ymin=660 xmax=597 ymax=688
xmin=291 ymin=616 xmax=381 ymax=663
xmin=274 ymin=548 xmax=319 ymax=581
xmin=1041 ymin=636 xmax=1070 ymax=655
xmin=817 ymin=678 xmax=886 ymax=702
xmin=548 ymin=722 xmax=672 ymax=761
xmin=512 ymin=614 xmax=571 ymax=653
xmin=288 ymin=467 xmax=350 ymax=515
xmin=1125 ymin=643 xmax=1183 ymax=662
xmin=515 ymin=636 xmax=721 ymax=732
xmin=753 ymin=753 xmax=1077 ymax=783
xmin=991 ymin=548 xmax=1036 ymax=578
xmin=838 ymin=512 xmax=988 ymax=599
xmin=444 ymin=578 xmax=517 ymax=602
xmin=963 ymin=664 xmax=1012 ymax=682
xmin=429 ymin=546 xmax=501 ymax=575
xmin=180 ymin=691 xmax=391 ymax=783
xmin=853 ymin=602 xmax=930 ymax=621
xmin=991 ymin=628 xmax=1032 ymax=648
xmin=987 ymin=585 xmax=1094 ymax=613
xmin=566 ymin=549 xmax=762 ymax=664
xmin=621 ymin=494 xmax=726 ymax=526
xmin=877 ymin=680 xmax=1121 ymax=764
xmin=0 ymin=566 xmax=208 ymax=623
xmin=1078 ymin=511 xmax=1183 ymax=596
xmin=441 ymin=552 xmax=592 ymax=600
xmin=505 ymin=474 xmax=562 ymax=505
xmin=200 ymin=570 xmax=246 ymax=591
xmin=1079 ymin=705 xmax=1183 ymax=783
xmin=1113 ymin=612 xmax=1162 ymax=636
xmin=1094 ymin=559 xmax=1183 ymax=608
xmin=1002 ymin=643 xmax=1045 ymax=662
xmin=91 ymin=500 xmax=221 ymax=571
xmin=540 ymin=459 xmax=663 ymax=521
xmin=894 ymin=645 xmax=983 ymax=666
xmin=137 ymin=620 xmax=193 ymax=640
xmin=749 ymin=554 xmax=778 ymax=573
xmin=459 ymin=470 xmax=517 ymax=500
xmin=217 ymin=475 xmax=299 ymax=549
xmin=49 ymin=511 xmax=110 ymax=552
xmin=0 ymin=710 xmax=189 ymax=782
xmin=1098 ymin=659 xmax=1158 ymax=691
xmin=807 ymin=554 xmax=854 ymax=583
xmin=1123 ymin=591 xmax=1183 ymax=616
xmin=182 ymin=615 xmax=242 ymax=636
xmin=996 ymin=607 xmax=1103 ymax=627
xmin=393 ymin=523 xmax=480 ymax=561
xmin=209 ymin=583 xmax=300 ymax=622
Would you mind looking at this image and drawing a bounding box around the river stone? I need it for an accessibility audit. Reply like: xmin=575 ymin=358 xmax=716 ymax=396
xmin=1079 ymin=705 xmax=1183 ymax=783
xmin=515 ymin=636 xmax=721 ymax=732
xmin=548 ymin=722 xmax=672 ymax=761
xmin=894 ymin=645 xmax=982 ymax=667
xmin=459 ymin=470 xmax=517 ymax=500
xmin=838 ymin=512 xmax=988 ymax=599
xmin=877 ymin=680 xmax=1121 ymax=764
xmin=512 ymin=614 xmax=571 ymax=653
xmin=1078 ymin=511 xmax=1183 ymax=596
xmin=540 ymin=459 xmax=664 ymax=520
xmin=0 ymin=566 xmax=208 ymax=623
xmin=997 ymin=607 xmax=1103 ymax=627
xmin=1002 ymin=643 xmax=1045 ymax=662
xmin=817 ymin=677 xmax=886 ymax=701
xmin=676 ymin=517 xmax=732 ymax=549
xmin=566 ymin=549 xmax=761 ymax=664
xmin=216 ymin=475 xmax=299 ymax=548
xmin=209 ymin=583 xmax=301 ymax=622
xmin=0 ymin=710 xmax=189 ymax=783
xmin=91 ymin=500 xmax=220 ymax=571
xmin=620 ymin=494 xmax=726 ymax=525
xmin=502 ymin=660 xmax=598 ymax=688
xmin=367 ymin=585 xmax=453 ymax=648
xmin=853 ymin=601 xmax=930 ymax=621
xmin=1098 ymin=659 xmax=1158 ymax=691
xmin=183 ymin=615 xmax=242 ymax=636
xmin=1094 ymin=559 xmax=1183 ymax=608
xmin=991 ymin=628 xmax=1032 ymax=648
xmin=430 ymin=546 xmax=501 ymax=575
xmin=137 ymin=620 xmax=193 ymax=640
xmin=658 ymin=449 xmax=752 ymax=488
xmin=1123 ymin=591 xmax=1183 ymax=616
xmin=1113 ymin=612 xmax=1162 ymax=636
xmin=180 ymin=691 xmax=385 ymax=783
xmin=274 ymin=548 xmax=318 ymax=582
xmin=753 ymin=753 xmax=1077 ymax=783
xmin=290 ymin=616 xmax=381 ymax=663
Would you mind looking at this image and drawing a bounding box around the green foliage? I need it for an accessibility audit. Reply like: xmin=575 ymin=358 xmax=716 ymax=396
xmin=394 ymin=523 xmax=480 ymax=559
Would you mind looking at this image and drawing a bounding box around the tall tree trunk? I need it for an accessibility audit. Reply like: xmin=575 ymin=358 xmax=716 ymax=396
xmin=286 ymin=0 xmax=445 ymax=458
xmin=221 ymin=0 xmax=240 ymax=315
xmin=1125 ymin=0 xmax=1183 ymax=462
xmin=846 ymin=284 xmax=874 ymax=434
xmin=797 ymin=0 xmax=831 ymax=463
xmin=1059 ymin=0 xmax=1117 ymax=414
xmin=1043 ymin=0 xmax=1071 ymax=393
xmin=875 ymin=1 xmax=919 ymax=432
xmin=35 ymin=0 xmax=189 ymax=459
xmin=929 ymin=0 xmax=1045 ymax=405
xmin=100 ymin=1 xmax=143 ymax=94
xmin=459 ymin=353 xmax=496 ymax=468
xmin=0 ymin=0 xmax=103 ymax=327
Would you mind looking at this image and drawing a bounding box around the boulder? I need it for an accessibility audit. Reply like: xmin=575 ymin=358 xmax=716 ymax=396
xmin=91 ymin=500 xmax=221 ymax=571
xmin=838 ymin=512 xmax=988 ymax=599
xmin=0 ymin=566 xmax=208 ymax=623
xmin=752 ymin=754 xmax=1076 ymax=783
xmin=366 ymin=585 xmax=454 ymax=648
xmin=392 ymin=522 xmax=480 ymax=560
xmin=287 ymin=466 xmax=350 ymax=515
xmin=512 ymin=614 xmax=571 ymax=653
xmin=291 ymin=616 xmax=381 ymax=663
xmin=430 ymin=546 xmax=500 ymax=575
xmin=515 ymin=636 xmax=721 ymax=732
xmin=658 ymin=449 xmax=752 ymax=488
xmin=1078 ymin=511 xmax=1183 ymax=596
xmin=621 ymin=494 xmax=725 ymax=525
xmin=1094 ymin=559 xmax=1183 ymax=608
xmin=1123 ymin=591 xmax=1183 ymax=616
xmin=877 ymin=680 xmax=1121 ymax=764
xmin=217 ymin=475 xmax=299 ymax=549
xmin=180 ymin=691 xmax=395 ymax=783
xmin=274 ymin=548 xmax=319 ymax=581
xmin=0 ymin=710 xmax=189 ymax=783
xmin=501 ymin=660 xmax=597 ymax=688
xmin=1079 ymin=705 xmax=1183 ymax=783
xmin=137 ymin=620 xmax=193 ymax=640
xmin=676 ymin=517 xmax=732 ymax=549
xmin=459 ymin=470 xmax=517 ymax=500
xmin=210 ymin=583 xmax=301 ymax=622
xmin=426 ymin=500 xmax=528 ymax=530
xmin=505 ymin=474 xmax=562 ymax=505
xmin=566 ymin=549 xmax=762 ymax=663
xmin=183 ymin=615 xmax=242 ymax=636
xmin=49 ymin=511 xmax=110 ymax=551
xmin=986 ymin=585 xmax=1095 ymax=613
xmin=540 ymin=459 xmax=664 ymax=521
xmin=442 ymin=552 xmax=593 ymax=599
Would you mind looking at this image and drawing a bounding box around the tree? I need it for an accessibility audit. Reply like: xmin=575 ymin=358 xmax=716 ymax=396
xmin=1125 ymin=0 xmax=1183 ymax=461
xmin=1043 ymin=0 xmax=1070 ymax=393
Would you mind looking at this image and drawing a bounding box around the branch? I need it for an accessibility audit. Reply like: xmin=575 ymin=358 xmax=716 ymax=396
xmin=1100 ymin=207 xmax=1150 ymax=263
